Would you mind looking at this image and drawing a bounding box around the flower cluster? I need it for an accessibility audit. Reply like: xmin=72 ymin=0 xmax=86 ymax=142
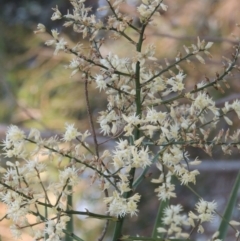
xmin=157 ymin=204 xmax=189 ymax=239
xmin=189 ymin=199 xmax=217 ymax=233
xmin=2 ymin=125 xmax=27 ymax=158
xmin=0 ymin=125 xmax=87 ymax=239
xmin=2 ymin=0 xmax=240 ymax=240
xmin=104 ymin=191 xmax=141 ymax=217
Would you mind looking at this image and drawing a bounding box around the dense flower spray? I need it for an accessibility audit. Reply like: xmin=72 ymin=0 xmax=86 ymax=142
xmin=1 ymin=0 xmax=240 ymax=240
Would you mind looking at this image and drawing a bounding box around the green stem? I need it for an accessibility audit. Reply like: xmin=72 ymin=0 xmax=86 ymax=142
xmin=112 ymin=217 xmax=124 ymax=241
xmin=111 ymin=14 xmax=147 ymax=241
xmin=66 ymin=210 xmax=117 ymax=221
xmin=63 ymin=230 xmax=84 ymax=241
xmin=44 ymin=198 xmax=48 ymax=240
xmin=132 ymin=150 xmax=163 ymax=189
xmin=122 ymin=237 xmax=190 ymax=241
xmin=65 ymin=185 xmax=73 ymax=241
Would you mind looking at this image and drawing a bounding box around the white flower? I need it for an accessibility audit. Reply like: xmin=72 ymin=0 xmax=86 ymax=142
xmin=2 ymin=126 xmax=27 ymax=158
xmin=167 ymin=72 xmax=186 ymax=92
xmin=116 ymin=139 xmax=129 ymax=150
xmin=70 ymin=68 xmax=79 ymax=77
xmin=159 ymin=204 xmax=189 ymax=237
xmin=28 ymin=128 xmax=41 ymax=142
xmin=59 ymin=166 xmax=79 ymax=186
xmin=98 ymin=110 xmax=120 ymax=136
xmin=130 ymin=146 xmax=149 ymax=168
xmin=81 ymin=130 xmax=91 ymax=142
xmin=55 ymin=216 xmax=70 ymax=236
xmin=45 ymin=39 xmax=56 ymax=46
xmin=230 ymin=220 xmax=240 ymax=226
xmin=118 ymin=181 xmax=131 ymax=194
xmin=69 ymin=58 xmax=80 ymax=69
xmin=10 ymin=225 xmax=22 ymax=239
xmin=51 ymin=6 xmax=62 ymax=21
xmin=205 ymin=42 xmax=214 ymax=49
xmin=183 ymin=45 xmax=190 ymax=54
xmin=51 ymin=29 xmax=59 ymax=39
xmin=163 ymin=205 xmax=183 ymax=225
xmin=154 ymin=175 xmax=177 ymax=201
xmin=127 ymin=193 xmax=141 ymax=216
xmin=193 ymin=92 xmax=216 ymax=112
xmin=160 ymin=3 xmax=168 ymax=11
xmin=6 ymin=125 xmax=26 ymax=142
xmin=7 ymin=200 xmax=29 ymax=222
xmin=137 ymin=4 xmax=152 ymax=20
xmin=146 ymin=108 xmax=166 ymax=123
xmin=195 ymin=54 xmax=205 ymax=64
xmin=104 ymin=191 xmax=140 ymax=217
xmin=179 ymin=169 xmax=200 ymax=185
xmin=231 ymin=99 xmax=240 ymax=118
xmin=95 ymin=74 xmax=107 ymax=91
xmin=224 ymin=116 xmax=233 ymax=125
xmin=34 ymin=23 xmax=46 ymax=34
xmin=222 ymin=101 xmax=231 ymax=114
xmin=195 ymin=199 xmax=217 ymax=223
xmin=62 ymin=123 xmax=81 ymax=142
xmin=66 ymin=58 xmax=80 ymax=77
xmin=104 ymin=191 xmax=127 ymax=217
xmin=54 ymin=38 xmax=67 ymax=55
xmin=25 ymin=158 xmax=46 ymax=174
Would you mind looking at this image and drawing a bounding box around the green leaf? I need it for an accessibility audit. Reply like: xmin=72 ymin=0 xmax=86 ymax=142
xmin=151 ymin=200 xmax=169 ymax=239
xmin=218 ymin=171 xmax=240 ymax=240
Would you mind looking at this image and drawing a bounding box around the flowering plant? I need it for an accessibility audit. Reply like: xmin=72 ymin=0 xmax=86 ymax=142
xmin=1 ymin=0 xmax=240 ymax=240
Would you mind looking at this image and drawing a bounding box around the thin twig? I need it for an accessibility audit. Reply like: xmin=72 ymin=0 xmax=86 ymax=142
xmin=84 ymin=75 xmax=114 ymax=176
xmin=98 ymin=188 xmax=110 ymax=241
xmin=98 ymin=220 xmax=109 ymax=241
xmin=151 ymin=32 xmax=238 ymax=45
xmin=84 ymin=76 xmax=99 ymax=159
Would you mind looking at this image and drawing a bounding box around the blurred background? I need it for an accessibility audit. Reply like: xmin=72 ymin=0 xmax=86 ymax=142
xmin=0 ymin=0 xmax=240 ymax=240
